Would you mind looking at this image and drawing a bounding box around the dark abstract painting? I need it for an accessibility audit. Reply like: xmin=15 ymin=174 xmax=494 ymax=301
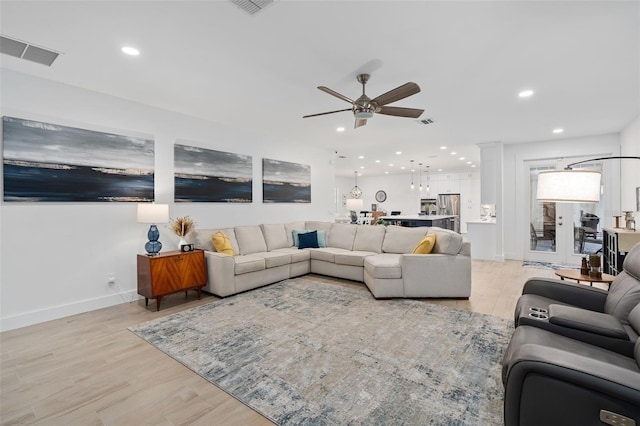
xmin=174 ymin=143 xmax=252 ymax=202
xmin=262 ymin=158 xmax=311 ymax=203
xmin=2 ymin=116 xmax=154 ymax=202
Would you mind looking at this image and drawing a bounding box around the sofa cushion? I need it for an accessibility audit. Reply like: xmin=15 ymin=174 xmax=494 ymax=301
xmin=235 ymin=225 xmax=268 ymax=255
xmin=284 ymin=221 xmax=306 ymax=247
xmin=412 ymin=234 xmax=436 ymax=254
xmin=353 ymin=225 xmax=385 ymax=253
xmin=298 ymin=231 xmax=320 ymax=249
xmin=382 ymin=226 xmax=429 ymax=254
xmin=334 ymin=251 xmax=376 ymax=267
xmin=234 ymin=255 xmax=265 ymax=274
xmin=364 ymin=254 xmax=402 ymax=279
xmin=305 ymin=221 xmax=332 ymax=233
xmin=252 ymin=251 xmax=291 ymax=268
xmin=271 ymin=247 xmax=311 ymax=263
xmin=428 ymin=227 xmax=463 ymax=255
xmin=328 ymin=223 xmax=357 ymax=250
xmin=212 ymin=231 xmax=235 ymax=256
xmin=309 ymin=247 xmax=351 ymax=263
xmin=261 ymin=223 xmax=289 ymax=251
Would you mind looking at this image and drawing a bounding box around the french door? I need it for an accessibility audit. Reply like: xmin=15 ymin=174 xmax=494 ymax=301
xmin=525 ymin=159 xmax=604 ymax=265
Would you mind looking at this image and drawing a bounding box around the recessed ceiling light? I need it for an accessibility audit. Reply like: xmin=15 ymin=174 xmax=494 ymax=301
xmin=437 ymin=168 xmax=443 ymax=172
xmin=471 ymin=165 xmax=476 ymax=168
xmin=440 ymin=146 xmax=447 ymax=150
xmin=384 ymin=171 xmax=389 ymax=174
xmin=336 ymin=127 xmax=345 ymax=132
xmin=121 ymin=46 xmax=140 ymax=56
xmin=518 ymin=89 xmax=534 ymax=98
xmin=400 ymin=166 xmax=406 ymax=170
xmin=466 ymin=161 xmax=472 ymax=164
xmin=360 ymin=166 xmax=365 ymax=169
xmin=396 ymin=151 xmax=402 ymax=155
xmin=375 ymin=160 xmax=381 ymax=163
xmin=553 ymin=128 xmax=564 ymax=134
xmin=459 ymin=157 xmax=465 ymax=160
xmin=388 ymin=163 xmax=394 ymax=167
xmin=358 ymin=155 xmax=365 ymax=159
xmin=450 ymin=152 xmax=457 ymax=155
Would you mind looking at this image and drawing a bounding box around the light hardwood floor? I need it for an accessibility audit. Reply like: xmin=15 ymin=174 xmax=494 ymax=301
xmin=1 ymin=260 xmax=561 ymax=425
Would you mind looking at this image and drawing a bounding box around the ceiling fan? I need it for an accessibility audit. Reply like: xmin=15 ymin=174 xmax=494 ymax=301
xmin=303 ymin=74 xmax=424 ymax=129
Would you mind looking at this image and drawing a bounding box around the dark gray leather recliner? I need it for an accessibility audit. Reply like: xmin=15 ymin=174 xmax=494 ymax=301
xmin=513 ymin=243 xmax=640 ymax=356
xmin=502 ymin=304 xmax=640 ymax=426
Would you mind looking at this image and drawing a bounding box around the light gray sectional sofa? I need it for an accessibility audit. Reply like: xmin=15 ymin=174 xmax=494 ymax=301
xmin=191 ymin=221 xmax=471 ymax=299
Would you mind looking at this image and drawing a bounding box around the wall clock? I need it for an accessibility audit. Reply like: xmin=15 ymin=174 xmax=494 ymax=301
xmin=375 ymin=190 xmax=387 ymax=203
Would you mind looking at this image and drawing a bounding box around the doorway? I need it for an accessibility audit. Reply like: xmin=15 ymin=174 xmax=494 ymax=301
xmin=525 ymin=160 xmax=604 ymax=265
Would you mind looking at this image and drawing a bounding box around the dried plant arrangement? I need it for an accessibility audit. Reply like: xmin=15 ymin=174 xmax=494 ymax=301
xmin=170 ymin=216 xmax=195 ymax=236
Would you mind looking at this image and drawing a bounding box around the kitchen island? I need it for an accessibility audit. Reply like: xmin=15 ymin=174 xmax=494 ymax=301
xmin=380 ymin=215 xmax=458 ymax=231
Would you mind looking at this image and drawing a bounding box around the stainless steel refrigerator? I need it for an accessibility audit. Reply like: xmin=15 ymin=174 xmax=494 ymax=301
xmin=437 ymin=193 xmax=460 ymax=233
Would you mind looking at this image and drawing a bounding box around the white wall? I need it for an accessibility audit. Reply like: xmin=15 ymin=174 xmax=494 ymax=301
xmin=502 ymin=133 xmax=621 ymax=260
xmin=0 ymin=70 xmax=336 ymax=331
xmin=620 ymin=115 xmax=640 ymax=213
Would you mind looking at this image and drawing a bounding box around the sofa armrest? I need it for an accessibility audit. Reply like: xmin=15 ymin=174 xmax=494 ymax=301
xmin=548 ymin=304 xmax=629 ymax=340
xmin=522 ymin=278 xmax=608 ymax=311
xmin=203 ymin=251 xmax=236 ymax=297
xmin=401 ymin=253 xmax=471 ymax=297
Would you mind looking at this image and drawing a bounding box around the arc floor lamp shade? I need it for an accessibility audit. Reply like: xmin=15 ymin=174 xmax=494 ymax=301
xmin=536 ymin=169 xmax=602 ymax=203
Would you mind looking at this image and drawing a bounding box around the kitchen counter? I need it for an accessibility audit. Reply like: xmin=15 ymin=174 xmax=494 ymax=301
xmin=380 ymin=215 xmax=458 ymax=231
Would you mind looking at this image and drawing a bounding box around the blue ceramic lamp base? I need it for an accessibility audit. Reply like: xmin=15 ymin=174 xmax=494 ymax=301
xmin=145 ymin=224 xmax=163 ymax=256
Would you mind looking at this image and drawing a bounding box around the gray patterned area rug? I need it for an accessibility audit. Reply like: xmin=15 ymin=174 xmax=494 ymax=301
xmin=129 ymin=278 xmax=512 ymax=425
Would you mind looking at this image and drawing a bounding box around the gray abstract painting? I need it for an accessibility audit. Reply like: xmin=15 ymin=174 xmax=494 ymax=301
xmin=262 ymin=158 xmax=311 ymax=203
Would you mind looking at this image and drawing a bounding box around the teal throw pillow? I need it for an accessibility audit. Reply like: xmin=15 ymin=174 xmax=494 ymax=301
xmin=298 ymin=230 xmax=319 ymax=249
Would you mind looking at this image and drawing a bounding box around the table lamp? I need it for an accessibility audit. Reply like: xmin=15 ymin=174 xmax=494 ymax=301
xmin=137 ymin=203 xmax=169 ymax=255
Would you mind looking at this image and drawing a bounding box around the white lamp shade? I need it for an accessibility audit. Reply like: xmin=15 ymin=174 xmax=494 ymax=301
xmin=136 ymin=203 xmax=169 ymax=223
xmin=536 ymin=170 xmax=602 ymax=203
xmin=346 ymin=198 xmax=364 ymax=211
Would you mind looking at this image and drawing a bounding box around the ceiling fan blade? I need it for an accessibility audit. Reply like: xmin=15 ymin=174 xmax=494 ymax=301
xmin=371 ymin=82 xmax=421 ymax=106
xmin=303 ymin=108 xmax=352 ymax=119
xmin=354 ymin=118 xmax=367 ymax=129
xmin=318 ymin=86 xmax=354 ymax=104
xmin=376 ymin=106 xmax=424 ymax=119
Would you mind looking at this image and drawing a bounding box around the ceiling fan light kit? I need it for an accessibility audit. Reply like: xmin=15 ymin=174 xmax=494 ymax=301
xmin=303 ymin=73 xmax=424 ymax=129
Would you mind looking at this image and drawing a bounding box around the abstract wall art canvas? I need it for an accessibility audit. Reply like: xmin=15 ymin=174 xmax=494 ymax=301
xmin=2 ymin=116 xmax=155 ymax=202
xmin=174 ymin=143 xmax=252 ymax=202
xmin=262 ymin=158 xmax=311 ymax=203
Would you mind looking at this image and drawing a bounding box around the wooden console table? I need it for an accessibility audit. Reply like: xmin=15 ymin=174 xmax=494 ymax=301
xmin=137 ymin=249 xmax=207 ymax=311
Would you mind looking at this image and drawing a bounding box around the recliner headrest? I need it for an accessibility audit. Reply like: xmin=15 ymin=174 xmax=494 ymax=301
xmin=623 ymin=243 xmax=640 ymax=281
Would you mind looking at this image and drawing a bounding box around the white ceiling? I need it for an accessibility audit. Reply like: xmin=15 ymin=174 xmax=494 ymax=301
xmin=1 ymin=1 xmax=638 ymax=177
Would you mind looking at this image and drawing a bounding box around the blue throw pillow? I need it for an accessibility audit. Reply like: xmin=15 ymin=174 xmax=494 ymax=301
xmin=298 ymin=230 xmax=319 ymax=249
xmin=293 ymin=229 xmax=327 ymax=247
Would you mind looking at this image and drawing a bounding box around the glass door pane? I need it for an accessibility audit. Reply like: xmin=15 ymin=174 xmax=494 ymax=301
xmin=530 ymin=166 xmax=556 ymax=253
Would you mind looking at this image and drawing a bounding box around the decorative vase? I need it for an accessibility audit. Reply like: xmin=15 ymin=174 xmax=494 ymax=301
xmin=178 ymin=236 xmax=188 ymax=249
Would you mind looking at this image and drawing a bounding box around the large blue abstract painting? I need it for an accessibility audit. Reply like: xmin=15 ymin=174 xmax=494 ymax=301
xmin=262 ymin=158 xmax=311 ymax=203
xmin=2 ymin=116 xmax=154 ymax=202
xmin=174 ymin=143 xmax=252 ymax=202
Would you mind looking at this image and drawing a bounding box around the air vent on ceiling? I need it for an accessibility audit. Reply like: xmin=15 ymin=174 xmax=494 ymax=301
xmin=230 ymin=0 xmax=273 ymax=15
xmin=0 ymin=35 xmax=60 ymax=66
xmin=417 ymin=118 xmax=434 ymax=125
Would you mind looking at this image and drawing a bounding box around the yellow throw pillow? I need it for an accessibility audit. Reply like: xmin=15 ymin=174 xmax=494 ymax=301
xmin=212 ymin=231 xmax=235 ymax=256
xmin=412 ymin=234 xmax=436 ymax=254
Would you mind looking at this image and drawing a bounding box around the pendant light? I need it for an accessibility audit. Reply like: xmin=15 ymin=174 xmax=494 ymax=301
xmin=418 ymin=162 xmax=423 ymax=192
xmin=426 ymin=165 xmax=431 ymax=194
xmin=349 ymin=170 xmax=362 ymax=199
xmin=409 ymin=160 xmax=415 ymax=190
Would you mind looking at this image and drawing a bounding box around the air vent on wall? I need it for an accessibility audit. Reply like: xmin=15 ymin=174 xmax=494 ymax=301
xmin=417 ymin=118 xmax=434 ymax=125
xmin=0 ymin=35 xmax=60 ymax=66
xmin=230 ymin=0 xmax=273 ymax=15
